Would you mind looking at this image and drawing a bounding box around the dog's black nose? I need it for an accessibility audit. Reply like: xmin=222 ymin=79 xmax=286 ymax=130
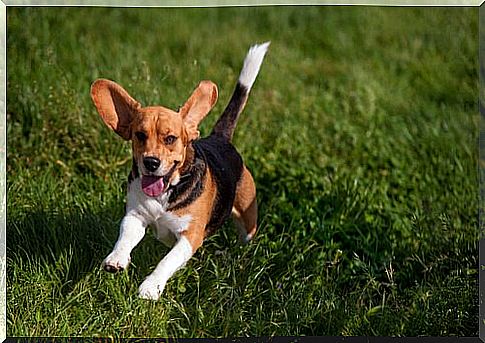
xmin=143 ymin=156 xmax=161 ymax=172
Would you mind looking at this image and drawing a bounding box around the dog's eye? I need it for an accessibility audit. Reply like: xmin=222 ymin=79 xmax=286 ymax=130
xmin=135 ymin=131 xmax=147 ymax=142
xmin=164 ymin=135 xmax=177 ymax=145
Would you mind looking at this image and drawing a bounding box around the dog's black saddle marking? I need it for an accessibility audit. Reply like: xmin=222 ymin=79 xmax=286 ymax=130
xmin=167 ymin=157 xmax=207 ymax=212
xmin=166 ymin=135 xmax=244 ymax=233
xmin=193 ymin=135 xmax=244 ymax=234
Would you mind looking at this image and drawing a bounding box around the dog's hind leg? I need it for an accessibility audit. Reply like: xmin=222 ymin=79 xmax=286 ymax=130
xmin=232 ymin=166 xmax=258 ymax=243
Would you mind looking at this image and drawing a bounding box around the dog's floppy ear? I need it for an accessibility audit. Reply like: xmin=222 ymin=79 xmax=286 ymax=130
xmin=90 ymin=79 xmax=141 ymax=140
xmin=179 ymin=80 xmax=218 ymax=141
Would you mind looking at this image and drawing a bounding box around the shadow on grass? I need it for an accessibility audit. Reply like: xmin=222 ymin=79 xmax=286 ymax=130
xmin=7 ymin=200 xmax=127 ymax=293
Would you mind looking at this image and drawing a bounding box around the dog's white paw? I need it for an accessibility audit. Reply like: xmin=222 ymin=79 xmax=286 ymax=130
xmin=101 ymin=251 xmax=131 ymax=273
xmin=138 ymin=278 xmax=166 ymax=300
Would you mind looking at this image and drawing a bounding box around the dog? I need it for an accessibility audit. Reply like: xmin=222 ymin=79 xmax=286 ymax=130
xmin=90 ymin=42 xmax=269 ymax=300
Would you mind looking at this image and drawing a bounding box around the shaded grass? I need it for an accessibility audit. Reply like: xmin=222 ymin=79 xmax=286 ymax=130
xmin=7 ymin=6 xmax=478 ymax=337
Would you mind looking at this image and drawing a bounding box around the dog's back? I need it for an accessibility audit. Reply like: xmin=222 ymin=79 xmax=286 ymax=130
xmin=193 ymin=135 xmax=243 ymax=234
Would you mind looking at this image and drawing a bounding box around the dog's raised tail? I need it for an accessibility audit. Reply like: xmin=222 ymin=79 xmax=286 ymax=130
xmin=211 ymin=42 xmax=270 ymax=141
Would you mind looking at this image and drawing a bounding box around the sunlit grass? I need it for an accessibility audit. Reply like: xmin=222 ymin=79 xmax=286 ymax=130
xmin=6 ymin=6 xmax=478 ymax=337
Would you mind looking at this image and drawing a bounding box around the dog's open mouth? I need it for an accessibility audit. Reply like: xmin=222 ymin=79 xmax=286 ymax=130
xmin=141 ymin=175 xmax=165 ymax=197
xmin=140 ymin=161 xmax=179 ymax=197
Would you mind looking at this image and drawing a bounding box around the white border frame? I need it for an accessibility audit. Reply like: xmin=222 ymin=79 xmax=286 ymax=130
xmin=1 ymin=2 xmax=482 ymax=342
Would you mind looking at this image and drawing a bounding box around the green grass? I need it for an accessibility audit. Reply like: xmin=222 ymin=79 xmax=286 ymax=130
xmin=6 ymin=7 xmax=478 ymax=338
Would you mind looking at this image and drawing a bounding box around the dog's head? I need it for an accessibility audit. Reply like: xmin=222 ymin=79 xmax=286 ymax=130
xmin=91 ymin=79 xmax=218 ymax=197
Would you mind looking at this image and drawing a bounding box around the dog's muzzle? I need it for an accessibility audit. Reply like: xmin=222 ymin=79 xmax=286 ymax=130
xmin=143 ymin=156 xmax=161 ymax=173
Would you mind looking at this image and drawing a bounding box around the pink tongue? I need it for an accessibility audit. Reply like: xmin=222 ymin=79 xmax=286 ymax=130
xmin=141 ymin=175 xmax=165 ymax=197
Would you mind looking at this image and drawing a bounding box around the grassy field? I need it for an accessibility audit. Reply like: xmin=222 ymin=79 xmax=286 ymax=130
xmin=6 ymin=7 xmax=478 ymax=338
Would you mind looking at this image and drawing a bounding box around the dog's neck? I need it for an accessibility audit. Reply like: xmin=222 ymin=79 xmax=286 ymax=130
xmin=167 ymin=141 xmax=207 ymax=211
xmin=178 ymin=143 xmax=196 ymax=177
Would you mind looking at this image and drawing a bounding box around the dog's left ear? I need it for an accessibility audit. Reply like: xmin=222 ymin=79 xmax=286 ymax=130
xmin=179 ymin=81 xmax=218 ymax=141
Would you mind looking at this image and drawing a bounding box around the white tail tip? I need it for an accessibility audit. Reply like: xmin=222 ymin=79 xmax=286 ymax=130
xmin=238 ymin=41 xmax=270 ymax=90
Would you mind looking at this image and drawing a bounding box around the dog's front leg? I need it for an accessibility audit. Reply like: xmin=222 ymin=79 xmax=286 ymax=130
xmin=102 ymin=214 xmax=147 ymax=273
xmin=138 ymin=233 xmax=199 ymax=300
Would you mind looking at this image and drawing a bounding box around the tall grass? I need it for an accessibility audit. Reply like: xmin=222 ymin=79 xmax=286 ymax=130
xmin=7 ymin=7 xmax=478 ymax=337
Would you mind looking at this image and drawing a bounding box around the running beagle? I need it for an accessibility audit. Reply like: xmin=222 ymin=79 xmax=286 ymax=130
xmin=90 ymin=42 xmax=269 ymax=300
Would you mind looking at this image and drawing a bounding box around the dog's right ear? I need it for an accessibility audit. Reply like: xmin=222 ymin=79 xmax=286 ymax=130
xmin=90 ymin=79 xmax=141 ymax=140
